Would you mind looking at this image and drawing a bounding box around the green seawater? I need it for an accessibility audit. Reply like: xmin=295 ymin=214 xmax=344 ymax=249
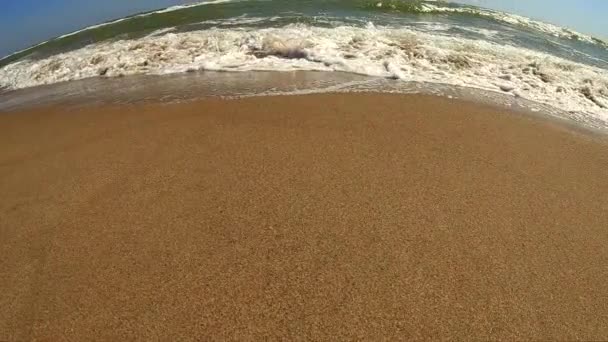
xmin=1 ymin=0 xmax=606 ymax=69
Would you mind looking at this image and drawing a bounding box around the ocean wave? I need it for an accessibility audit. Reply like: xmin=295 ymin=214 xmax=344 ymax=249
xmin=52 ymin=0 xmax=244 ymax=41
xmin=1 ymin=22 xmax=607 ymax=125
xmin=2 ymin=0 xmax=605 ymax=70
xmin=0 ymin=0 xmax=242 ymax=65
xmin=157 ymin=0 xmax=246 ymax=13
xmin=369 ymin=1 xmax=607 ymax=47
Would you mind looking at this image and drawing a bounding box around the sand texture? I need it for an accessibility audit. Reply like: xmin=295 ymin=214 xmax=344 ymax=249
xmin=1 ymin=94 xmax=608 ymax=340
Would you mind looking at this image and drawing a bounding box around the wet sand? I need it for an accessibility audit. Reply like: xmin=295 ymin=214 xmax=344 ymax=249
xmin=1 ymin=93 xmax=608 ymax=340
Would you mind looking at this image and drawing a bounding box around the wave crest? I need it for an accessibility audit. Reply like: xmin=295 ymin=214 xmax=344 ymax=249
xmin=366 ymin=0 xmax=607 ymax=46
xmin=1 ymin=23 xmax=607 ymax=126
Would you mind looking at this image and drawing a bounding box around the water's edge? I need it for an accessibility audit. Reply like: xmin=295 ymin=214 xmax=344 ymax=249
xmin=2 ymin=0 xmax=607 ymax=130
xmin=2 ymin=70 xmax=606 ymax=139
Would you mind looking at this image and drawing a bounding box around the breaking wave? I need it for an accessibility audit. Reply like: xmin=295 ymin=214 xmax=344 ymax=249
xmin=0 ymin=0 xmax=243 ymax=65
xmin=1 ymin=0 xmax=607 ymax=128
xmin=1 ymin=22 xmax=607 ymax=125
xmin=367 ymin=1 xmax=607 ymax=46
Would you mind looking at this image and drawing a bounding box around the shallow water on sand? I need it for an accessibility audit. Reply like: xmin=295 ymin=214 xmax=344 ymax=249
xmin=3 ymin=70 xmax=603 ymax=134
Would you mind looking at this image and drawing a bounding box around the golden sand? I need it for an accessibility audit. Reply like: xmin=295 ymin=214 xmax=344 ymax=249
xmin=1 ymin=94 xmax=608 ymax=340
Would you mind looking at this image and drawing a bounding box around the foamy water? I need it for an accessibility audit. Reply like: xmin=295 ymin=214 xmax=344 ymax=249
xmin=1 ymin=0 xmax=607 ymax=128
xmin=2 ymin=23 xmax=607 ymax=122
xmin=417 ymin=2 xmax=604 ymax=45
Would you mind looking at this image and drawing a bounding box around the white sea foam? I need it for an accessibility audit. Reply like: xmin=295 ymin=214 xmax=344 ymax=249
xmin=192 ymin=14 xmax=279 ymax=27
xmin=155 ymin=0 xmax=240 ymax=13
xmin=0 ymin=0 xmax=241 ymax=61
xmin=418 ymin=3 xmax=604 ymax=45
xmin=1 ymin=23 xmax=607 ymax=126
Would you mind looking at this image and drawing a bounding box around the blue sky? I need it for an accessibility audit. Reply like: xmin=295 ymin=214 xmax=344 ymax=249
xmin=1 ymin=0 xmax=607 ymax=58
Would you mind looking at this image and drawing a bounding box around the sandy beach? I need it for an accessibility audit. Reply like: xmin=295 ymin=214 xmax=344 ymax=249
xmin=1 ymin=93 xmax=608 ymax=340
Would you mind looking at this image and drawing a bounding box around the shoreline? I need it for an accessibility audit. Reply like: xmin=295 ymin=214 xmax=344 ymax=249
xmin=2 ymin=93 xmax=608 ymax=340
xmin=2 ymin=70 xmax=607 ymax=135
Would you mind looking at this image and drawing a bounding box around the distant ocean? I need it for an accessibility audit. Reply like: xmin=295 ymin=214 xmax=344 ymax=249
xmin=1 ymin=0 xmax=607 ymax=129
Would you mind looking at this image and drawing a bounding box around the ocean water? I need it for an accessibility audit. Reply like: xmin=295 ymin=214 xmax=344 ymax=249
xmin=1 ymin=0 xmax=607 ymax=129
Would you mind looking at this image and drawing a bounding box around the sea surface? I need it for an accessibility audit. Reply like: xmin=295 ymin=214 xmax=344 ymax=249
xmin=1 ymin=0 xmax=607 ymax=129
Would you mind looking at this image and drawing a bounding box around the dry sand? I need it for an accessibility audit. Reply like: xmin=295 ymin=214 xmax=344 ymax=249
xmin=1 ymin=93 xmax=608 ymax=340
